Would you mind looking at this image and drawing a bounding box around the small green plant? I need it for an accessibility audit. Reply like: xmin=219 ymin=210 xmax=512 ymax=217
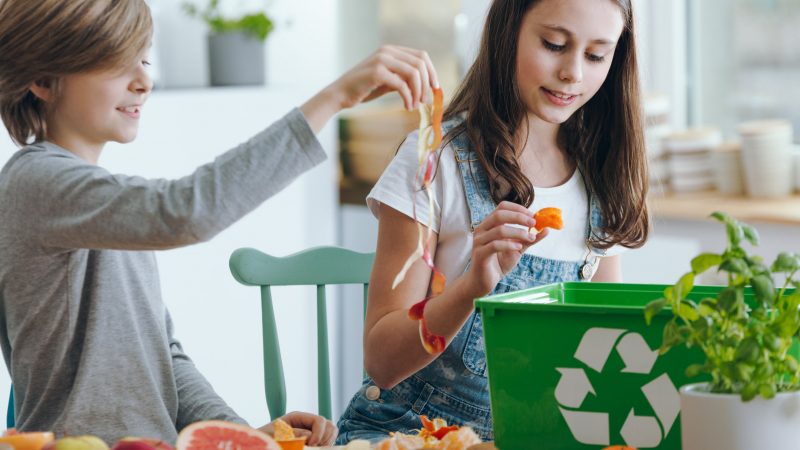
xmin=644 ymin=211 xmax=800 ymax=401
xmin=183 ymin=0 xmax=274 ymax=41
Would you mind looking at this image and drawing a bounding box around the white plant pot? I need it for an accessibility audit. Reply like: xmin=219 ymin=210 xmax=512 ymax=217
xmin=680 ymin=382 xmax=800 ymax=450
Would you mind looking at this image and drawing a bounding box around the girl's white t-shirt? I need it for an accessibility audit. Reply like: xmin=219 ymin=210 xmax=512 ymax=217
xmin=367 ymin=130 xmax=623 ymax=283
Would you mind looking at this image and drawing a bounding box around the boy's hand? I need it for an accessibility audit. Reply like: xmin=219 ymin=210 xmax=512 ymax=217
xmin=300 ymin=45 xmax=439 ymax=133
xmin=258 ymin=411 xmax=337 ymax=446
xmin=328 ymin=45 xmax=440 ymax=111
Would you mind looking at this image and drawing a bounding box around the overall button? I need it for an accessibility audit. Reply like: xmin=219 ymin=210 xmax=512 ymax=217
xmin=365 ymin=385 xmax=381 ymax=401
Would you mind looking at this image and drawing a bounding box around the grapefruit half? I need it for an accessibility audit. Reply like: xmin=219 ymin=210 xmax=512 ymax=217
xmin=176 ymin=421 xmax=280 ymax=450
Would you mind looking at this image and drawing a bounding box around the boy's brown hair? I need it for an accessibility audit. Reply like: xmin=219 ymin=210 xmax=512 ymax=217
xmin=0 ymin=0 xmax=153 ymax=146
xmin=444 ymin=0 xmax=649 ymax=250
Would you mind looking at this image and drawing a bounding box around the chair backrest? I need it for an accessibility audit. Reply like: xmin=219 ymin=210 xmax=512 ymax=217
xmin=6 ymin=387 xmax=13 ymax=428
xmin=229 ymin=246 xmax=374 ymax=420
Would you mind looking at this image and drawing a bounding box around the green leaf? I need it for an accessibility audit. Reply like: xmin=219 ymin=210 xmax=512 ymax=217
xmin=673 ymin=272 xmax=695 ymax=301
xmin=735 ymin=337 xmax=760 ymax=363
xmin=771 ymin=252 xmax=800 ymax=273
xmin=685 ymin=363 xmax=705 ymax=378
xmin=183 ymin=0 xmax=275 ymax=42
xmin=751 ymin=274 xmax=776 ymax=306
xmin=774 ymin=315 xmax=800 ymax=339
xmin=691 ymin=253 xmax=722 ymax=274
xmin=741 ymin=223 xmax=760 ymax=246
xmin=663 ymin=286 xmax=675 ymax=306
xmin=741 ymin=383 xmax=758 ymax=401
xmin=698 ymin=298 xmax=717 ymax=317
xmin=660 ymin=320 xmax=682 ymax=353
xmin=644 ymin=298 xmax=667 ymax=325
xmin=710 ymin=211 xmax=733 ymax=224
xmin=677 ymin=300 xmax=700 ymax=321
xmin=725 ymin=221 xmax=744 ymax=247
xmin=786 ymin=356 xmax=799 ymax=373
xmin=764 ymin=334 xmax=783 ymax=352
xmin=734 ymin=362 xmax=755 ymax=381
xmin=759 ymin=383 xmax=776 ymax=399
xmin=719 ymin=258 xmax=748 ymax=275
xmin=718 ymin=287 xmax=743 ymax=313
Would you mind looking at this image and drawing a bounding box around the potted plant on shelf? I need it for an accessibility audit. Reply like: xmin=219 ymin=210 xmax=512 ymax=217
xmin=182 ymin=0 xmax=274 ymax=86
xmin=644 ymin=211 xmax=800 ymax=450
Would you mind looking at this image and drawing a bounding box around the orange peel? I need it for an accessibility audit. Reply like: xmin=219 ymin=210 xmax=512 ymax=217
xmin=531 ymin=207 xmax=563 ymax=233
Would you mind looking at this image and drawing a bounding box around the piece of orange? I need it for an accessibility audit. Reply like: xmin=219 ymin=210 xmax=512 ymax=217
xmin=437 ymin=427 xmax=481 ymax=450
xmin=275 ymin=436 xmax=306 ymax=450
xmin=0 ymin=431 xmax=55 ymax=450
xmin=271 ymin=419 xmax=295 ymax=441
xmin=532 ymin=207 xmax=563 ymax=233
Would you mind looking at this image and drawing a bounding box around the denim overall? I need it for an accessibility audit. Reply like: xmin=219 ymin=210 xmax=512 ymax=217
xmin=336 ymin=121 xmax=606 ymax=443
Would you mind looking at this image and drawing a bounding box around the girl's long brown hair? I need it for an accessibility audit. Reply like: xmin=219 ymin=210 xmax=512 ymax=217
xmin=444 ymin=0 xmax=649 ymax=249
xmin=0 ymin=0 xmax=153 ymax=147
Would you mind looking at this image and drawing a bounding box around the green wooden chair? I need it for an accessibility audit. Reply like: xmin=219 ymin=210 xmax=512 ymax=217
xmin=6 ymin=387 xmax=13 ymax=428
xmin=229 ymin=246 xmax=374 ymax=421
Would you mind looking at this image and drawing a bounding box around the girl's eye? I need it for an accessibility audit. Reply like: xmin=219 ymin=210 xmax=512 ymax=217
xmin=542 ymin=39 xmax=566 ymax=52
xmin=586 ymin=53 xmax=606 ymax=63
xmin=142 ymin=60 xmax=151 ymax=66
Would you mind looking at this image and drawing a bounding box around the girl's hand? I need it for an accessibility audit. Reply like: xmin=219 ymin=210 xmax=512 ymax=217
xmin=465 ymin=201 xmax=548 ymax=297
xmin=300 ymin=45 xmax=439 ymax=132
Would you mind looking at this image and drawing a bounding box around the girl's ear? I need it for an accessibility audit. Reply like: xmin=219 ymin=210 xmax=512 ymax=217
xmin=29 ymin=79 xmax=53 ymax=102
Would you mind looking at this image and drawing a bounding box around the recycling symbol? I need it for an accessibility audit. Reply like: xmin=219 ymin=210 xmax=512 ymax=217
xmin=555 ymin=328 xmax=680 ymax=448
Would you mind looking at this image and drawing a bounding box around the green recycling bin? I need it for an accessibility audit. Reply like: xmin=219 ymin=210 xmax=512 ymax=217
xmin=475 ymin=282 xmax=710 ymax=450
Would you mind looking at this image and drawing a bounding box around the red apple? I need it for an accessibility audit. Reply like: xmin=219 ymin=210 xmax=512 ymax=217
xmin=111 ymin=438 xmax=173 ymax=450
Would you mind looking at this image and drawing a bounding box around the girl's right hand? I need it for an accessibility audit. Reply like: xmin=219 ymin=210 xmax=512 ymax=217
xmin=465 ymin=201 xmax=548 ymax=297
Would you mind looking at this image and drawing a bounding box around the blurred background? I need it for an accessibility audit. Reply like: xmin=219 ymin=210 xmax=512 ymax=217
xmin=0 ymin=0 xmax=798 ymax=431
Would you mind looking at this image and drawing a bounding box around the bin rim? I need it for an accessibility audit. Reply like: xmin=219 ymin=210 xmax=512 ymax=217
xmin=473 ymin=281 xmax=740 ymax=316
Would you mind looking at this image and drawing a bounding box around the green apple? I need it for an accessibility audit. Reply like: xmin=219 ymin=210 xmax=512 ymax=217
xmin=44 ymin=436 xmax=109 ymax=450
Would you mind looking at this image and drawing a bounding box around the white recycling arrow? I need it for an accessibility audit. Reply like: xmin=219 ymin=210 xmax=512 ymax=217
xmin=556 ymin=328 xmax=681 ymax=448
xmin=558 ymin=408 xmax=609 ymax=446
xmin=642 ymin=373 xmax=681 ymax=436
xmin=617 ymin=332 xmax=658 ymax=374
xmin=574 ymin=328 xmax=625 ymax=372
xmin=554 ymin=368 xmax=595 ymax=408
xmin=620 ymin=409 xmax=662 ymax=448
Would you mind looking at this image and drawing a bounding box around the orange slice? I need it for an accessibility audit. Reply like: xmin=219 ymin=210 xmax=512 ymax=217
xmin=275 ymin=436 xmax=306 ymax=450
xmin=0 ymin=432 xmax=55 ymax=450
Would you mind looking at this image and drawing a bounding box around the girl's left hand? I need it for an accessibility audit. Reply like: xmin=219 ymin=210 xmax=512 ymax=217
xmin=258 ymin=411 xmax=338 ymax=446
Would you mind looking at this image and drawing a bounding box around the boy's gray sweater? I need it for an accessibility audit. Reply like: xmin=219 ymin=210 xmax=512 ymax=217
xmin=0 ymin=109 xmax=326 ymax=444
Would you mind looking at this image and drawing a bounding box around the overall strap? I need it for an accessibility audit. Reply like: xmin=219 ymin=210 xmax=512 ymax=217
xmin=445 ymin=120 xmax=497 ymax=232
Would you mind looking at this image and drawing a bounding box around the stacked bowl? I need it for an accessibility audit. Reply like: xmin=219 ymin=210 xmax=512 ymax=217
xmin=663 ymin=127 xmax=723 ymax=193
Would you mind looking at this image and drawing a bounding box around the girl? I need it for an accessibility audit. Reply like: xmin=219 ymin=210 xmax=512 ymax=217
xmin=0 ymin=0 xmax=438 ymax=445
xmin=336 ymin=0 xmax=649 ymax=442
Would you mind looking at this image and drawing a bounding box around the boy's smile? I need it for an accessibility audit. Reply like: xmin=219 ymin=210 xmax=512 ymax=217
xmin=116 ymin=104 xmax=143 ymax=119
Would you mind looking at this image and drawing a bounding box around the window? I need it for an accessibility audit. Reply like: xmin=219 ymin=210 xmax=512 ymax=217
xmin=690 ymin=0 xmax=800 ymax=137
